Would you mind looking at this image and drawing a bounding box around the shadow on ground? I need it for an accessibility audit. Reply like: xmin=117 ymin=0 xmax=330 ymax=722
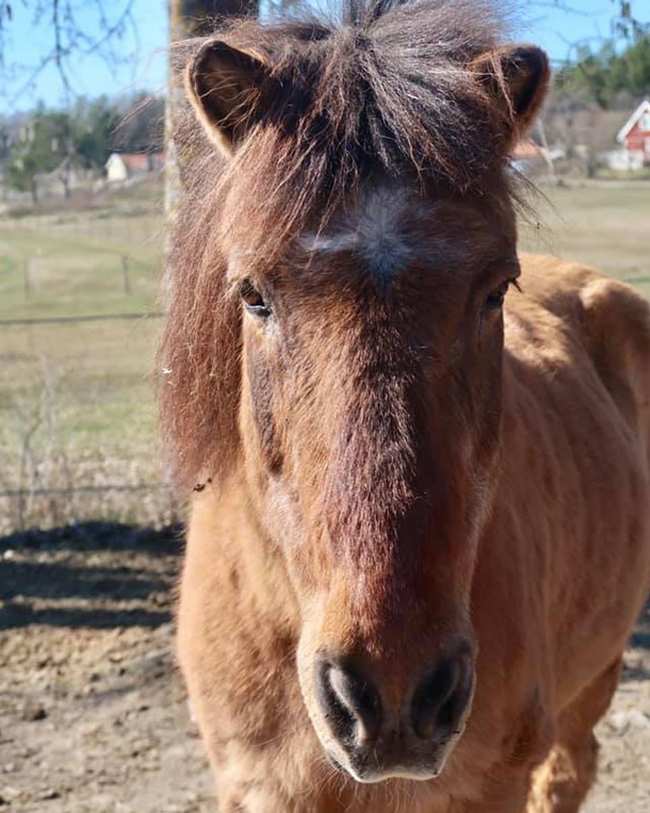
xmin=0 ymin=521 xmax=183 ymax=554
xmin=0 ymin=521 xmax=182 ymax=631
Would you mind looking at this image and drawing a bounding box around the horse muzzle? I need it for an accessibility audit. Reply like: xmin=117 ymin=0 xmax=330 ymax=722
xmin=313 ymin=638 xmax=476 ymax=783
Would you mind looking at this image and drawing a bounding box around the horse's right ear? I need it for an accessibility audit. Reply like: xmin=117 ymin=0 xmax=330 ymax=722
xmin=185 ymin=39 xmax=275 ymax=157
xmin=472 ymin=45 xmax=550 ymax=151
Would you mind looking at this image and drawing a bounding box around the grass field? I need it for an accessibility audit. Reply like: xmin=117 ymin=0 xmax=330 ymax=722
xmin=0 ymin=199 xmax=163 ymax=320
xmin=519 ymin=181 xmax=650 ymax=299
xmin=0 ymin=181 xmax=167 ymax=532
xmin=0 ymin=178 xmax=648 ymax=532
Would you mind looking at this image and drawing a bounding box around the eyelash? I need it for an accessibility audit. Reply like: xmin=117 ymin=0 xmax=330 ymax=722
xmin=240 ymin=278 xmax=271 ymax=318
xmin=485 ymin=277 xmax=520 ymax=311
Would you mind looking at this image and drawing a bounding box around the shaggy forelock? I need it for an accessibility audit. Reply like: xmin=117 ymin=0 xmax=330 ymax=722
xmin=174 ymin=0 xmax=514 ymax=250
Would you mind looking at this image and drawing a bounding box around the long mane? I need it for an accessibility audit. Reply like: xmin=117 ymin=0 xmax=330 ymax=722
xmin=159 ymin=0 xmax=515 ymax=490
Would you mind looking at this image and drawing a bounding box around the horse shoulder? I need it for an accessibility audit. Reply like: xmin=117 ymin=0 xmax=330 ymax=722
xmin=519 ymin=253 xmax=650 ymax=450
xmin=578 ymin=271 xmax=650 ymax=454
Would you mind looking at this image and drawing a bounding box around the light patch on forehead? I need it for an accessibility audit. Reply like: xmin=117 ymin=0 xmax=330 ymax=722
xmin=300 ymin=187 xmax=419 ymax=282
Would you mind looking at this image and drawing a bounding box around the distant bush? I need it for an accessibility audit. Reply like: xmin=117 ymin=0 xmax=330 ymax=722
xmin=557 ymin=34 xmax=650 ymax=109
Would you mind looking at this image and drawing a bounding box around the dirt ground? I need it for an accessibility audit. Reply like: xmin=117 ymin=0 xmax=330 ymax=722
xmin=1 ymin=524 xmax=648 ymax=812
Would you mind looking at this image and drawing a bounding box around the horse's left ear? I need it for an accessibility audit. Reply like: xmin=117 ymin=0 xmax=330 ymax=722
xmin=185 ymin=38 xmax=276 ymax=157
xmin=473 ymin=45 xmax=550 ymax=149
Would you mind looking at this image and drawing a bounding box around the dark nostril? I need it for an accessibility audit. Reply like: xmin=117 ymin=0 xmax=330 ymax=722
xmin=316 ymin=659 xmax=382 ymax=747
xmin=411 ymin=653 xmax=474 ymax=741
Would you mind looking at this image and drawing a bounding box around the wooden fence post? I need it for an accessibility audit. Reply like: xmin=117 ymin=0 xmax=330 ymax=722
xmin=122 ymin=256 xmax=132 ymax=295
xmin=24 ymin=258 xmax=32 ymax=301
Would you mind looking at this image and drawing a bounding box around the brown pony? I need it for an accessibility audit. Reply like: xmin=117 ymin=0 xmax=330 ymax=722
xmin=160 ymin=2 xmax=650 ymax=810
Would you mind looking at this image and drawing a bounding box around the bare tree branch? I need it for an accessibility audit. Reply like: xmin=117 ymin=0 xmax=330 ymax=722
xmin=1 ymin=1 xmax=137 ymax=108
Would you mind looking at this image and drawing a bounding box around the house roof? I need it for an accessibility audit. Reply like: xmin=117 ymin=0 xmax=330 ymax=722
xmin=511 ymin=140 xmax=545 ymax=160
xmin=617 ymin=99 xmax=650 ymax=143
xmin=106 ymin=152 xmax=164 ymax=171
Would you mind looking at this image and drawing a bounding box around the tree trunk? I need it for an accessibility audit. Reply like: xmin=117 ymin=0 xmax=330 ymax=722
xmin=535 ymin=117 xmax=557 ymax=184
xmin=61 ymin=169 xmax=71 ymax=199
xmin=172 ymin=0 xmax=258 ymax=34
xmin=164 ymin=0 xmax=259 ymax=298
xmin=30 ymin=176 xmax=38 ymax=205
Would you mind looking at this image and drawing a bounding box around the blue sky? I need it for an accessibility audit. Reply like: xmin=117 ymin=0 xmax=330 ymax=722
xmin=0 ymin=0 xmax=647 ymax=114
xmin=522 ymin=0 xmax=644 ymax=63
xmin=1 ymin=1 xmax=168 ymax=113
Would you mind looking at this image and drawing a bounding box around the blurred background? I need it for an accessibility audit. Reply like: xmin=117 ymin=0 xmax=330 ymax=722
xmin=0 ymin=2 xmax=649 ymax=812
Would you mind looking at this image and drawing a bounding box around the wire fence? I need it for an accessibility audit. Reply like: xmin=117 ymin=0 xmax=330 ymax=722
xmin=1 ymin=307 xmax=171 ymax=534
xmin=0 ymin=483 xmax=170 ymax=498
xmin=0 ymin=193 xmax=172 ymax=534
xmin=0 ymin=311 xmax=163 ymax=326
xmin=0 ymin=461 xmax=180 ymax=536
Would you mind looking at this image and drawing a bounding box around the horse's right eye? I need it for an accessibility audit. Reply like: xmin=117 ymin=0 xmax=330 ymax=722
xmin=240 ymin=279 xmax=271 ymax=318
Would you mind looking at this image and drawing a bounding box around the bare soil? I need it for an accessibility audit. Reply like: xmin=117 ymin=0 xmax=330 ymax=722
xmin=1 ymin=524 xmax=648 ymax=812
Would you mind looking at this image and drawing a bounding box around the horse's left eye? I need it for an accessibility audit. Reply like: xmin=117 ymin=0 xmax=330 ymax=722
xmin=240 ymin=279 xmax=271 ymax=318
xmin=485 ymin=280 xmax=515 ymax=311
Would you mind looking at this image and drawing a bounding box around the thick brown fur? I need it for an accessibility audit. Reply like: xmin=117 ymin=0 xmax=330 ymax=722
xmin=162 ymin=2 xmax=650 ymax=811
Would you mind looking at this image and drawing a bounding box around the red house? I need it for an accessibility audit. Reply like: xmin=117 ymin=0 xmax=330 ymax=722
xmin=616 ymin=99 xmax=650 ymax=169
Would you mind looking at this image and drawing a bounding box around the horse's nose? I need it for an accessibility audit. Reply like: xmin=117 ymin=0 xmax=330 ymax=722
xmin=314 ymin=640 xmax=475 ymax=781
xmin=410 ymin=648 xmax=474 ymax=741
xmin=316 ymin=659 xmax=383 ymax=748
